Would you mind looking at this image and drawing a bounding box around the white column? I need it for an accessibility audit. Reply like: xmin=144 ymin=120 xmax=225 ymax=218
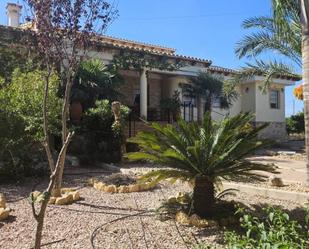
xmin=140 ymin=68 xmax=148 ymax=120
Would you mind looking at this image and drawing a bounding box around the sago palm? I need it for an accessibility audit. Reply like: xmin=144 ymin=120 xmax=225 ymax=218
xmin=126 ymin=113 xmax=278 ymax=218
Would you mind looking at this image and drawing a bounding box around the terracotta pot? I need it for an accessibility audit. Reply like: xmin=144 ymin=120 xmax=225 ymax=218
xmin=70 ymin=101 xmax=83 ymax=122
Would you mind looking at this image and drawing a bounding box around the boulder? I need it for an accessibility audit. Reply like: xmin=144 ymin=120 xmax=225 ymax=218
xmin=55 ymin=194 xmax=73 ymax=205
xmin=0 ymin=208 xmax=10 ymax=221
xmin=269 ymin=175 xmax=284 ymax=187
xmin=71 ymin=191 xmax=80 ymax=201
xmin=175 ymin=211 xmax=190 ymax=225
xmin=189 ymin=214 xmax=209 ymax=228
xmin=104 ymin=185 xmax=117 ymax=193
xmin=0 ymin=193 xmax=6 ymax=209
xmin=118 ymin=186 xmax=130 ymax=193
xmin=48 ymin=197 xmax=56 ymax=204
xmin=94 ymin=182 xmax=106 ymax=191
xmin=128 ymin=184 xmax=140 ymax=192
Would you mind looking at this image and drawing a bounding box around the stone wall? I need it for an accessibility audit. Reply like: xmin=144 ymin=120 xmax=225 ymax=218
xmin=117 ymin=76 xmax=136 ymax=107
xmin=255 ymin=122 xmax=288 ymax=142
xmin=148 ymin=78 xmax=161 ymax=110
xmin=117 ymin=74 xmax=162 ymax=111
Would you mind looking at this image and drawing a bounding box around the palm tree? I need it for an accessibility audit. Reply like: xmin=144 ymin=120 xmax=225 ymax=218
xmin=126 ymin=113 xmax=278 ymax=217
xmin=235 ymin=1 xmax=301 ymax=91
xmin=72 ymin=59 xmax=123 ymax=109
xmin=236 ymin=0 xmax=309 ymax=185
xmin=181 ymin=72 xmax=237 ymax=121
xmin=300 ymin=0 xmax=309 ymax=186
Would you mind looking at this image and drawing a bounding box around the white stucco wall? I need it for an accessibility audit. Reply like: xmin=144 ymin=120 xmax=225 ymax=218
xmin=241 ymin=83 xmax=256 ymax=114
xmin=255 ymin=82 xmax=285 ymax=122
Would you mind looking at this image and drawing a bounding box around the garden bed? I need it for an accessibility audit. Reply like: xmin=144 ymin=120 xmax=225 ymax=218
xmin=0 ymin=165 xmax=306 ymax=249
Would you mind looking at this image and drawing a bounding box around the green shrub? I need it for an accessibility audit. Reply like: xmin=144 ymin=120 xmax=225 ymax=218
xmin=70 ymin=100 xmax=130 ymax=164
xmin=0 ymin=67 xmax=60 ymax=182
xmin=286 ymin=112 xmax=304 ymax=135
xmin=225 ymin=206 xmax=309 ymax=249
xmin=0 ymin=111 xmax=46 ymax=182
xmin=0 ymin=67 xmax=62 ymax=140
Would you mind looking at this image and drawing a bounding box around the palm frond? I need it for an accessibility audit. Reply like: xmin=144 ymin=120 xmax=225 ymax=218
xmin=230 ymin=60 xmax=300 ymax=93
xmin=126 ymin=113 xmax=279 ymax=187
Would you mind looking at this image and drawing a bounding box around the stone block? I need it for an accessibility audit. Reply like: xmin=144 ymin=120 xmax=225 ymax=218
xmin=0 ymin=208 xmax=10 ymax=221
xmin=175 ymin=211 xmax=190 ymax=225
xmin=94 ymin=182 xmax=106 ymax=191
xmin=55 ymin=194 xmax=73 ymax=205
xmin=0 ymin=193 xmax=6 ymax=209
xmin=71 ymin=191 xmax=80 ymax=201
xmin=189 ymin=214 xmax=209 ymax=228
xmin=48 ymin=197 xmax=56 ymax=204
xmin=104 ymin=185 xmax=117 ymax=193
xmin=128 ymin=184 xmax=140 ymax=192
xmin=118 ymin=186 xmax=130 ymax=193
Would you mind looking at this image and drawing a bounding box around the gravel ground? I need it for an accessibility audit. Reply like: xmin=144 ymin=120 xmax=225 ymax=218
xmin=0 ymin=164 xmax=306 ymax=249
xmin=228 ymin=180 xmax=309 ymax=194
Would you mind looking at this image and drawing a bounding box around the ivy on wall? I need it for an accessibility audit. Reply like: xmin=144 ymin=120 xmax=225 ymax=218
xmin=112 ymin=51 xmax=185 ymax=72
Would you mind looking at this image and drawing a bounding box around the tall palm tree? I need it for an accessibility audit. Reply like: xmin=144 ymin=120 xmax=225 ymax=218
xmin=300 ymin=0 xmax=309 ymax=186
xmin=181 ymin=71 xmax=237 ymax=120
xmin=235 ymin=1 xmax=301 ymax=90
xmin=126 ymin=113 xmax=278 ymax=217
xmin=236 ymin=0 xmax=309 ymax=185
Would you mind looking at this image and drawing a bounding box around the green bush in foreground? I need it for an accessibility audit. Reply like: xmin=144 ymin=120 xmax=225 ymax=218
xmin=194 ymin=206 xmax=309 ymax=249
xmin=225 ymin=206 xmax=309 ymax=249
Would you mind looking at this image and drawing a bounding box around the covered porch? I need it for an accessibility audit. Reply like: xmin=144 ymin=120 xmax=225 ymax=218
xmin=119 ymin=69 xmax=199 ymax=124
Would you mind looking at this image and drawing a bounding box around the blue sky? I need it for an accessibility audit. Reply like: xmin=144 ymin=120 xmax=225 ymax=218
xmin=0 ymin=0 xmax=303 ymax=116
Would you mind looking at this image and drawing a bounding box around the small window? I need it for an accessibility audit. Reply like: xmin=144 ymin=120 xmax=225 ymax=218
xmin=270 ymin=90 xmax=280 ymax=109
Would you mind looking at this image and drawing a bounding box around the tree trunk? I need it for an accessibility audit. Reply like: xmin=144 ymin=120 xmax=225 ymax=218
xmin=52 ymin=75 xmax=73 ymax=196
xmin=34 ymin=213 xmax=45 ymax=249
xmin=193 ymin=175 xmax=215 ymax=218
xmin=53 ymin=147 xmax=67 ymax=197
xmin=204 ymin=97 xmax=212 ymax=114
xmin=196 ymin=96 xmax=202 ymax=122
xmin=301 ymin=0 xmax=309 ymax=185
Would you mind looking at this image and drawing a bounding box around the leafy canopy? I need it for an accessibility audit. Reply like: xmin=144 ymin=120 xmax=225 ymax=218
xmin=0 ymin=67 xmax=62 ymax=141
xmin=126 ymin=112 xmax=278 ymax=185
xmin=72 ymin=59 xmax=123 ymax=108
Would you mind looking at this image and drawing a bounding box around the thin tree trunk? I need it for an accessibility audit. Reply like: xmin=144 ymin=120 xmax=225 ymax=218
xmin=34 ymin=212 xmax=45 ymax=249
xmin=42 ymin=64 xmax=55 ymax=173
xmin=301 ymin=0 xmax=309 ymax=185
xmin=32 ymin=133 xmax=73 ymax=248
xmin=193 ymin=175 xmax=215 ymax=218
xmin=53 ymin=73 xmax=74 ymax=196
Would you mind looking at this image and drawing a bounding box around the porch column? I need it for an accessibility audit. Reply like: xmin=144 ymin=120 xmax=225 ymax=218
xmin=140 ymin=68 xmax=148 ymax=119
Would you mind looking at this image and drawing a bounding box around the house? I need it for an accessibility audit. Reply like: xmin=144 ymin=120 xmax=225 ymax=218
xmin=2 ymin=3 xmax=300 ymax=141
